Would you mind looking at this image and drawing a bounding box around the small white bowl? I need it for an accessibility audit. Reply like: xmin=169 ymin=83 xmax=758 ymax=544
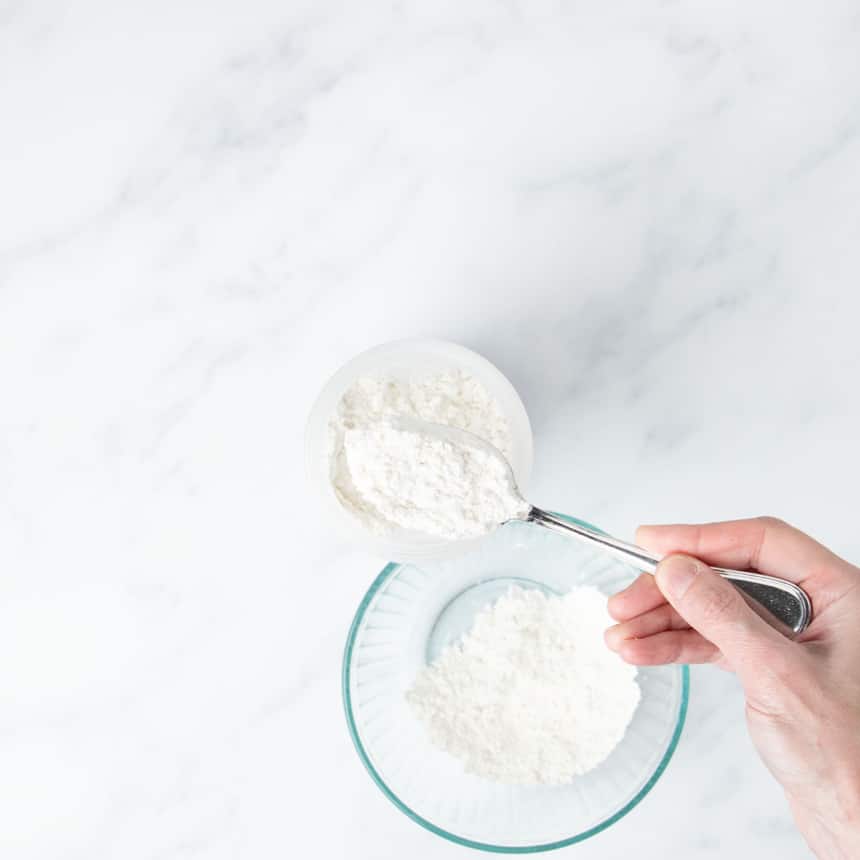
xmin=304 ymin=339 xmax=533 ymax=562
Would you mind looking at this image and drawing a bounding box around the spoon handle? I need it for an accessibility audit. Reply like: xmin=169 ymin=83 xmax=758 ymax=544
xmin=527 ymin=508 xmax=812 ymax=637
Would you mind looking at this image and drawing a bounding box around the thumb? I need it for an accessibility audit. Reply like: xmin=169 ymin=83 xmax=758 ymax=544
xmin=655 ymin=554 xmax=788 ymax=681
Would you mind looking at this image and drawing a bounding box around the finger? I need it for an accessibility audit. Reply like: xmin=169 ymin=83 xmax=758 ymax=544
xmin=604 ymin=603 xmax=690 ymax=651
xmin=654 ymin=553 xmax=788 ymax=683
xmin=617 ymin=629 xmax=721 ymax=665
xmin=636 ymin=517 xmax=838 ymax=586
xmin=608 ymin=573 xmax=666 ymax=621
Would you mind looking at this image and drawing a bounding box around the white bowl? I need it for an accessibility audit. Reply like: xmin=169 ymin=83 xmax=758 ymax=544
xmin=304 ymin=339 xmax=533 ymax=562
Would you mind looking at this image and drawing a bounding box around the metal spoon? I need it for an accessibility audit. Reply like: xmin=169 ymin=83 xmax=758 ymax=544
xmin=402 ymin=418 xmax=813 ymax=637
xmin=526 ymin=507 xmax=812 ymax=637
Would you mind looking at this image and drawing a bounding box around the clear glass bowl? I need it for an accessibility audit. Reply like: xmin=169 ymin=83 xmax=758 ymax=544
xmin=343 ymin=516 xmax=689 ymax=852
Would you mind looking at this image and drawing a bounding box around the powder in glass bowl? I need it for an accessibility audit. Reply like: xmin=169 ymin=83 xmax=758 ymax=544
xmin=406 ymin=586 xmax=641 ymax=784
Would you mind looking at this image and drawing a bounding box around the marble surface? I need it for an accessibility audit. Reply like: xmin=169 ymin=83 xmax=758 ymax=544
xmin=3 ymin=1 xmax=860 ymax=857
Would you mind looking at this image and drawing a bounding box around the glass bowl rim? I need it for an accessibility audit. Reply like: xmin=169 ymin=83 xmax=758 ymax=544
xmin=342 ymin=514 xmax=690 ymax=853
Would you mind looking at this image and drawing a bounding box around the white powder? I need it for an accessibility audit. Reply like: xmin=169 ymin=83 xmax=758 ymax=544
xmin=344 ymin=420 xmax=527 ymax=539
xmin=336 ymin=370 xmax=512 ymax=457
xmin=330 ymin=370 xmax=519 ymax=538
xmin=406 ymin=586 xmax=641 ymax=785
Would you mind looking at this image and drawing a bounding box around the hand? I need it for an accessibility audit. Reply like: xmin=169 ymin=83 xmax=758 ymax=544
xmin=604 ymin=517 xmax=860 ymax=860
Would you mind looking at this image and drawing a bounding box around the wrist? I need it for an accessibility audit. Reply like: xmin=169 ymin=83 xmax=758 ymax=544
xmin=787 ymin=769 xmax=860 ymax=859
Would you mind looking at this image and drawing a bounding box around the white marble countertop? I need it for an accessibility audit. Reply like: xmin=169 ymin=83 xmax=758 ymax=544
xmin=3 ymin=2 xmax=860 ymax=857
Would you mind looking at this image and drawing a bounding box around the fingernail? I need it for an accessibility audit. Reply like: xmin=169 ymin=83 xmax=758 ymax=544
xmin=635 ymin=524 xmax=658 ymax=545
xmin=656 ymin=555 xmax=700 ymax=600
xmin=606 ymin=590 xmax=626 ymax=615
xmin=604 ymin=625 xmax=622 ymax=651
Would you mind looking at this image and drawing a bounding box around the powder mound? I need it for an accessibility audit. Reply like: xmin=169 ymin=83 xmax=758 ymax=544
xmin=329 ymin=370 xmax=517 ymax=538
xmin=337 ymin=370 xmax=512 ymax=458
xmin=344 ymin=421 xmax=527 ymax=539
xmin=406 ymin=586 xmax=641 ymax=785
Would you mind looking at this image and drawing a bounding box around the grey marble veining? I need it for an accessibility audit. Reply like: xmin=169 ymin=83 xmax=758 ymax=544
xmin=2 ymin=1 xmax=858 ymax=857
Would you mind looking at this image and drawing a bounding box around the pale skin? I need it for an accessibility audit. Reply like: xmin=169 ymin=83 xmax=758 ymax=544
xmin=604 ymin=517 xmax=860 ymax=860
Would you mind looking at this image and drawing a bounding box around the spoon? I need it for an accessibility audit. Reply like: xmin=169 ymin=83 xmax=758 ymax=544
xmin=525 ymin=507 xmax=812 ymax=637
xmin=402 ymin=418 xmax=813 ymax=637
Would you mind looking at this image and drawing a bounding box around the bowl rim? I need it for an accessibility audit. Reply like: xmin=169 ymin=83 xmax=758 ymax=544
xmin=341 ymin=513 xmax=691 ymax=853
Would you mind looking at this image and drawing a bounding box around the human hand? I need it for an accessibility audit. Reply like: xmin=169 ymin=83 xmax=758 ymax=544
xmin=604 ymin=517 xmax=860 ymax=860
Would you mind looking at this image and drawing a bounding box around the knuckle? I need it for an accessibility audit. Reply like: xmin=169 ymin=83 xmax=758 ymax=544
xmin=667 ymin=637 xmax=685 ymax=664
xmin=756 ymin=515 xmax=787 ymax=530
xmin=658 ymin=602 xmax=676 ymax=628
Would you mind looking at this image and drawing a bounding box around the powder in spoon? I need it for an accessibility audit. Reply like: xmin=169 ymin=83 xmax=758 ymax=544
xmin=341 ymin=419 xmax=527 ymax=539
xmin=329 ymin=371 xmax=523 ymax=538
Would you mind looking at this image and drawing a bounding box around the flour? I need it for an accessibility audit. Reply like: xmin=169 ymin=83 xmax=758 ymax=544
xmin=330 ymin=370 xmax=518 ymax=538
xmin=343 ymin=420 xmax=527 ymax=539
xmin=406 ymin=586 xmax=641 ymax=784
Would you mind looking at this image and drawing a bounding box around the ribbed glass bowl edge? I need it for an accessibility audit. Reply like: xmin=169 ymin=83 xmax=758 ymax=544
xmin=341 ymin=515 xmax=691 ymax=853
